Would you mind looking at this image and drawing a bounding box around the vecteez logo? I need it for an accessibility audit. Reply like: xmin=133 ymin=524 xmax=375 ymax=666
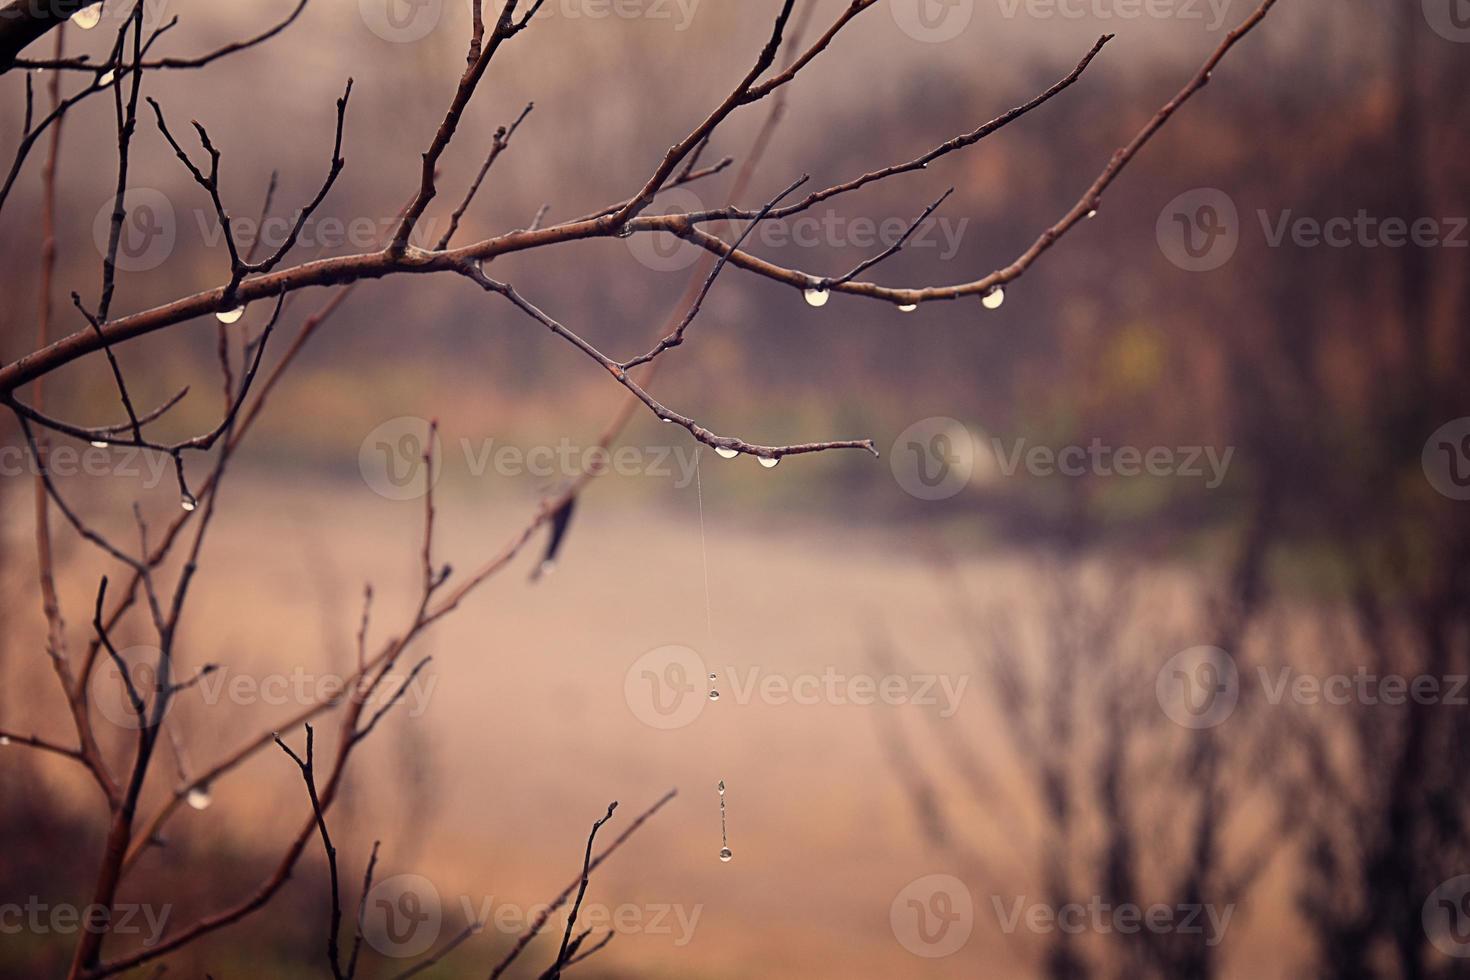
xmin=891 ymin=874 xmax=974 ymax=957
xmin=623 ymin=646 xmax=971 ymax=729
xmin=360 ymin=874 xmax=443 ymax=958
xmin=890 ymin=0 xmax=976 ymax=43
xmin=1155 ymin=646 xmax=1239 ymax=729
xmin=93 ymin=188 xmax=176 ymax=273
xmin=1156 ymin=187 xmax=1239 ymax=271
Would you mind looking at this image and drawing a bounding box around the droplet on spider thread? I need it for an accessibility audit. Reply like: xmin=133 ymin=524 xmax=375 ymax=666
xmin=803 ymin=287 xmax=829 ymax=308
xmin=719 ymin=847 xmax=733 ymax=862
xmin=708 ymin=690 xmax=720 ymax=701
xmin=982 ymin=287 xmax=1006 ymax=311
xmin=714 ymin=447 xmax=739 ymax=459
xmin=186 ymin=786 xmax=213 ymax=811
xmin=216 ymin=305 xmax=245 ymax=324
xmin=758 ymin=456 xmax=779 ymax=469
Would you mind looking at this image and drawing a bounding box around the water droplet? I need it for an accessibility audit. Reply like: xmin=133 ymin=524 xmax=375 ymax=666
xmin=97 ymin=69 xmax=115 ymax=87
xmin=186 ymin=786 xmax=213 ymax=810
xmin=982 ymin=287 xmax=1005 ymax=310
xmin=615 ymin=224 xmax=634 ymax=239
xmin=708 ymin=690 xmax=720 ymax=701
xmin=803 ymin=287 xmax=829 ymax=308
xmin=718 ymin=780 xmax=725 ymax=794
xmin=708 ymin=673 xmax=717 ymax=681
xmin=72 ymin=5 xmax=101 ymax=29
xmin=180 ymin=492 xmax=197 ymax=512
xmin=90 ymin=440 xmax=109 ymax=449
xmin=0 ymin=736 xmax=10 ymax=746
xmin=538 ymin=559 xmax=557 ymax=577
xmin=216 ymin=305 xmax=245 ymax=324
xmin=898 ymin=303 xmax=917 ymax=313
xmin=758 ymin=456 xmax=779 ymax=469
xmin=719 ymin=847 xmax=733 ymax=862
xmin=714 ymin=447 xmax=738 ymax=459
xmin=1086 ymin=209 xmax=1098 ymax=220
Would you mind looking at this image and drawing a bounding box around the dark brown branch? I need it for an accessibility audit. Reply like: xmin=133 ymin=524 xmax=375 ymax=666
xmin=488 ymin=788 xmax=677 ymax=980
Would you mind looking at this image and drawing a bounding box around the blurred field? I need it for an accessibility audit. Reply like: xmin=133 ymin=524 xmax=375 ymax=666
xmin=3 ymin=465 xmax=1314 ymax=978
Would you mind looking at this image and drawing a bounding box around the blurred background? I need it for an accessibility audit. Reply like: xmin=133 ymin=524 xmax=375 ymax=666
xmin=2 ymin=0 xmax=1469 ymax=976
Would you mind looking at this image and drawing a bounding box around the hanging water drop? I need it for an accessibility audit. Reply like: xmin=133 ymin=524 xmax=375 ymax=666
xmin=708 ymin=689 xmax=720 ymax=701
xmin=216 ymin=304 xmax=245 ymax=324
xmin=98 ymin=69 xmax=115 ymax=88
xmin=803 ymin=286 xmax=829 ymax=308
xmin=0 ymin=736 xmax=10 ymax=746
xmin=72 ymin=5 xmax=102 ymax=29
xmin=758 ymin=456 xmax=779 ymax=469
xmin=180 ymin=492 xmax=198 ymax=512
xmin=982 ymin=287 xmax=1005 ymax=310
xmin=717 ymin=779 xmax=731 ymax=862
xmin=186 ymin=786 xmax=213 ymax=811
xmin=537 ymin=559 xmax=557 ymax=578
xmin=1086 ymin=209 xmax=1098 ymax=220
xmin=90 ymin=439 xmax=109 ymax=449
xmin=898 ymin=303 xmax=917 ymax=313
xmin=714 ymin=447 xmax=739 ymax=459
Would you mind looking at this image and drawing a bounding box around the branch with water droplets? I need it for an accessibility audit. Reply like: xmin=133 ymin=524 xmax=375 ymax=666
xmin=460 ymin=263 xmax=878 ymax=462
